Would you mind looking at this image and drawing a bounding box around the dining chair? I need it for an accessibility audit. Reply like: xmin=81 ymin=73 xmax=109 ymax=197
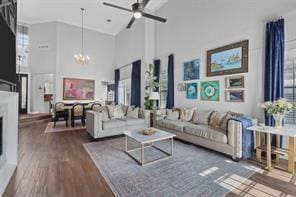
xmin=91 ymin=103 xmax=102 ymax=111
xmin=54 ymin=102 xmax=68 ymax=128
xmin=71 ymin=103 xmax=85 ymax=127
xmin=86 ymin=102 xmax=94 ymax=110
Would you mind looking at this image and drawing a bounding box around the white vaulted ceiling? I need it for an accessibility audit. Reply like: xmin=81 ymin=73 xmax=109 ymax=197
xmin=18 ymin=0 xmax=168 ymax=35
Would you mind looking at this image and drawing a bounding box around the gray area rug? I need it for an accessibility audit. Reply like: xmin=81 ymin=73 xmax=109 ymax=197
xmin=84 ymin=137 xmax=259 ymax=197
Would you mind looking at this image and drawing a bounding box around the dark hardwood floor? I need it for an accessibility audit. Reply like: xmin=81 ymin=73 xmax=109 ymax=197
xmin=3 ymin=119 xmax=113 ymax=197
xmin=3 ymin=116 xmax=296 ymax=197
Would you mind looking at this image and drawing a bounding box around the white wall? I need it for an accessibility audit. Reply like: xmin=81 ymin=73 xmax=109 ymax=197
xmin=155 ymin=0 xmax=296 ymax=120
xmin=29 ymin=22 xmax=57 ymax=112
xmin=115 ymin=16 xmax=155 ymax=106
xmin=55 ymin=22 xmax=115 ymax=102
xmin=28 ymin=22 xmax=115 ymax=112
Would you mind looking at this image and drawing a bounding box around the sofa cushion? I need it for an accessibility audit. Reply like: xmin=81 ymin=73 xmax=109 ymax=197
xmin=192 ymin=110 xmax=212 ymax=125
xmin=166 ymin=109 xmax=179 ymax=121
xmin=121 ymin=104 xmax=131 ymax=116
xmin=107 ymin=105 xmax=125 ymax=119
xmin=125 ymin=117 xmax=146 ymax=126
xmin=183 ymin=124 xmax=227 ymax=143
xmin=157 ymin=119 xmax=192 ymax=132
xmin=93 ymin=106 xmax=110 ymax=121
xmin=180 ymin=108 xmax=194 ymax=122
xmin=209 ymin=111 xmax=226 ymax=128
xmin=127 ymin=107 xmax=139 ymax=118
xmin=102 ymin=119 xmax=125 ymax=130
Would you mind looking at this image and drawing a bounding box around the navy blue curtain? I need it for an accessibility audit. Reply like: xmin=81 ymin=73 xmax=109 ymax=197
xmin=167 ymin=54 xmax=174 ymax=109
xmin=115 ymin=69 xmax=120 ymax=105
xmin=264 ymin=19 xmax=285 ymax=146
xmin=131 ymin=60 xmax=141 ymax=107
xmin=154 ymin=59 xmax=160 ymax=107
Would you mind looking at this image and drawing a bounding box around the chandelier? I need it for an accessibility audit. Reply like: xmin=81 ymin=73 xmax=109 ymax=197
xmin=74 ymin=8 xmax=90 ymax=65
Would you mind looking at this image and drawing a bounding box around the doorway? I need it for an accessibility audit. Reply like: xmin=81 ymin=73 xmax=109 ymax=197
xmin=17 ymin=73 xmax=28 ymax=114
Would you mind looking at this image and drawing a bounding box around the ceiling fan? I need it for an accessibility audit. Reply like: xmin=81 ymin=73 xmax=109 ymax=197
xmin=103 ymin=0 xmax=167 ymax=29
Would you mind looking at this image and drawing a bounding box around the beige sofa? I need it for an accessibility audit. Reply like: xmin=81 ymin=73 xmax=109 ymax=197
xmin=154 ymin=109 xmax=255 ymax=160
xmin=86 ymin=105 xmax=150 ymax=139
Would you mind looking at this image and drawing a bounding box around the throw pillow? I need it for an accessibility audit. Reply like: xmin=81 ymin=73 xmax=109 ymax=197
xmin=127 ymin=107 xmax=139 ymax=118
xmin=107 ymin=105 xmax=125 ymax=119
xmin=166 ymin=109 xmax=179 ymax=121
xmin=209 ymin=111 xmax=226 ymax=128
xmin=93 ymin=106 xmax=110 ymax=121
xmin=120 ymin=104 xmax=128 ymax=116
xmin=101 ymin=106 xmax=110 ymax=121
xmin=192 ymin=110 xmax=213 ymax=125
xmin=180 ymin=108 xmax=194 ymax=122
xmin=220 ymin=112 xmax=233 ymax=130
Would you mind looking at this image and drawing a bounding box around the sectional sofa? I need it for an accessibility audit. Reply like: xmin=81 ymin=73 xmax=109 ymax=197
xmin=154 ymin=108 xmax=257 ymax=160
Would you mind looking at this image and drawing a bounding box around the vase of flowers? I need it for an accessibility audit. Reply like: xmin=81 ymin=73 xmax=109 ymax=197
xmin=261 ymin=98 xmax=294 ymax=128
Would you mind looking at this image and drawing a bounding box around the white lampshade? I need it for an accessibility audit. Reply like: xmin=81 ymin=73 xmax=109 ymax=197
xmin=149 ymin=92 xmax=160 ymax=100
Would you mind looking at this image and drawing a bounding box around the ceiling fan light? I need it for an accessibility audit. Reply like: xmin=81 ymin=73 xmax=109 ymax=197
xmin=134 ymin=11 xmax=142 ymax=19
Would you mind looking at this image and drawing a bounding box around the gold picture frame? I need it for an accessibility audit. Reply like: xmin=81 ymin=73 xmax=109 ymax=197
xmin=63 ymin=77 xmax=95 ymax=100
xmin=225 ymin=75 xmax=245 ymax=89
xmin=225 ymin=90 xmax=244 ymax=102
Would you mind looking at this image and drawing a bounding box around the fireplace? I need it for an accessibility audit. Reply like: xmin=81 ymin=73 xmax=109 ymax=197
xmin=0 ymin=117 xmax=2 ymax=157
xmin=0 ymin=91 xmax=18 ymax=196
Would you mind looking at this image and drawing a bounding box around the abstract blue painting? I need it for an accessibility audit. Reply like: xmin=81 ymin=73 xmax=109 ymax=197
xmin=184 ymin=59 xmax=200 ymax=81
xmin=186 ymin=83 xmax=198 ymax=99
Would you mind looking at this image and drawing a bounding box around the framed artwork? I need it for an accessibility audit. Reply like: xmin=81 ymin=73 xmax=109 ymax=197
xmin=226 ymin=76 xmax=245 ymax=89
xmin=207 ymin=40 xmax=249 ymax=77
xmin=201 ymin=81 xmax=220 ymax=101
xmin=186 ymin=83 xmax=198 ymax=99
xmin=184 ymin=59 xmax=200 ymax=81
xmin=63 ymin=78 xmax=95 ymax=100
xmin=177 ymin=82 xmax=186 ymax=92
xmin=225 ymin=90 xmax=244 ymax=102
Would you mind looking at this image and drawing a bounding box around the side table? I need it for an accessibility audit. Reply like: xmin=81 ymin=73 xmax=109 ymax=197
xmin=247 ymin=125 xmax=296 ymax=174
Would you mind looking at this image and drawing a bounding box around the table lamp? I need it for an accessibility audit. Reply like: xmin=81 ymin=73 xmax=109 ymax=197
xmin=149 ymin=92 xmax=160 ymax=110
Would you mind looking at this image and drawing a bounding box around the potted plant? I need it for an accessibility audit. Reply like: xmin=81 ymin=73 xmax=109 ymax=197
xmin=144 ymin=64 xmax=160 ymax=110
xmin=261 ymin=98 xmax=294 ymax=128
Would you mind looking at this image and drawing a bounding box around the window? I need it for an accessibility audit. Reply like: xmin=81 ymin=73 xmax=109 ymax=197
xmin=118 ymin=78 xmax=131 ymax=105
xmin=159 ymin=70 xmax=168 ymax=108
xmin=16 ymin=25 xmax=29 ymax=67
xmin=284 ymin=49 xmax=296 ymax=124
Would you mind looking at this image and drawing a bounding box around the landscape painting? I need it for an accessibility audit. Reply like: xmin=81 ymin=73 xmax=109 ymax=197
xmin=186 ymin=83 xmax=198 ymax=99
xmin=184 ymin=59 xmax=200 ymax=81
xmin=226 ymin=76 xmax=245 ymax=88
xmin=201 ymin=81 xmax=220 ymax=101
xmin=226 ymin=90 xmax=244 ymax=102
xmin=63 ymin=78 xmax=95 ymax=100
xmin=207 ymin=40 xmax=249 ymax=76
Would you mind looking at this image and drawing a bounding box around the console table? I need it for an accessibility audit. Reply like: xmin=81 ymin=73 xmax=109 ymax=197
xmin=247 ymin=125 xmax=296 ymax=174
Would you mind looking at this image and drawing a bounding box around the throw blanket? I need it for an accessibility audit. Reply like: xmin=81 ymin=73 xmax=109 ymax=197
xmin=230 ymin=116 xmax=254 ymax=160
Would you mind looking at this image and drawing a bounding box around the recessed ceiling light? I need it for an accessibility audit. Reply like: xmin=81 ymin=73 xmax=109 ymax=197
xmin=107 ymin=19 xmax=112 ymax=23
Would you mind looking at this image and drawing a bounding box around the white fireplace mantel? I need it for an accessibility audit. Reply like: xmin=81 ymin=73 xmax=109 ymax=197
xmin=0 ymin=91 xmax=18 ymax=196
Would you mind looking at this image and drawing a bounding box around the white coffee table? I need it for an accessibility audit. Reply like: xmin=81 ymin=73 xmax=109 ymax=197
xmin=123 ymin=128 xmax=176 ymax=166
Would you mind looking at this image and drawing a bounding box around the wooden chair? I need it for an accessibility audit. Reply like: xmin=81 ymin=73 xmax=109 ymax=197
xmin=54 ymin=102 xmax=68 ymax=128
xmin=71 ymin=103 xmax=85 ymax=127
xmin=91 ymin=103 xmax=102 ymax=111
xmin=86 ymin=102 xmax=94 ymax=110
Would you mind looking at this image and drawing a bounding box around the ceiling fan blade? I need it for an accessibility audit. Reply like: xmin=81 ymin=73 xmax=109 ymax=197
xmin=142 ymin=13 xmax=167 ymax=23
xmin=140 ymin=0 xmax=150 ymax=9
xmin=103 ymin=2 xmax=132 ymax=12
xmin=126 ymin=17 xmax=136 ymax=29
